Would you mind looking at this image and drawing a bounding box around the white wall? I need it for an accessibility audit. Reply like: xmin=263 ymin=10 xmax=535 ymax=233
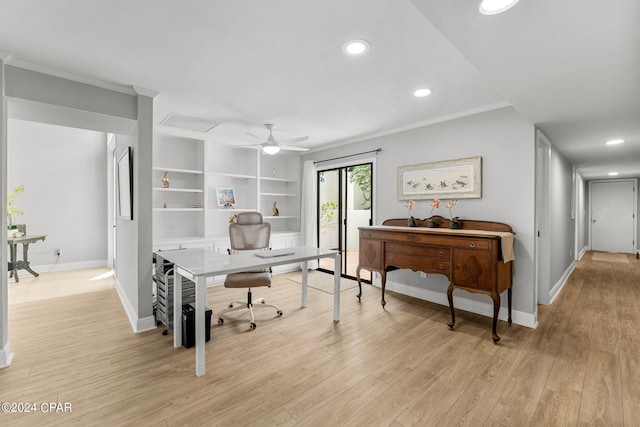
xmin=7 ymin=119 xmax=107 ymax=269
xmin=303 ymin=106 xmax=537 ymax=323
xmin=548 ymin=144 xmax=575 ymax=290
xmin=113 ymin=91 xmax=155 ymax=332
xmin=1 ymin=65 xmax=153 ymax=372
xmin=637 ymin=178 xmax=640 ymax=254
xmin=576 ymin=172 xmax=588 ymax=257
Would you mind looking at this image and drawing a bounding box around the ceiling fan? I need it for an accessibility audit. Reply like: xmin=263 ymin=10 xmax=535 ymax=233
xmin=245 ymin=123 xmax=309 ymax=155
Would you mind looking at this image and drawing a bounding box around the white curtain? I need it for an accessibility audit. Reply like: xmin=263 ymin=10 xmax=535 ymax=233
xmin=300 ymin=160 xmax=318 ymax=269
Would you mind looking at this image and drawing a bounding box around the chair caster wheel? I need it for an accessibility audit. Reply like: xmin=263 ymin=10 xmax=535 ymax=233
xmin=218 ymin=318 xmax=224 ymax=325
xmin=228 ymin=304 xmax=234 ymax=308
xmin=249 ymin=322 xmax=256 ymax=330
xmin=277 ymin=310 xmax=283 ymax=316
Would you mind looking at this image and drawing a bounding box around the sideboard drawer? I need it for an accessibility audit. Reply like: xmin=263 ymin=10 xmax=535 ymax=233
xmin=386 ymin=243 xmax=450 ymax=260
xmin=386 ymin=252 xmax=450 ymax=274
xmin=447 ymin=238 xmax=491 ymax=250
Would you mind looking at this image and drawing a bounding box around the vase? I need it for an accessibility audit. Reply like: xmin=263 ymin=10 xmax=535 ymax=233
xmin=408 ymin=216 xmax=417 ymax=227
xmin=427 ymin=217 xmax=441 ymax=228
xmin=449 ymin=219 xmax=461 ymax=229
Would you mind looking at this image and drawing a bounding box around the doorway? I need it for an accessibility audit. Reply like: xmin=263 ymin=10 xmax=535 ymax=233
xmin=589 ymin=179 xmax=637 ymax=253
xmin=317 ymin=163 xmax=373 ymax=280
xmin=535 ymin=130 xmax=551 ymax=305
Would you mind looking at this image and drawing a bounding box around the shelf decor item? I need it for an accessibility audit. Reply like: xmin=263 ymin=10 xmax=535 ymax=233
xmin=427 ymin=198 xmax=442 ymax=227
xmin=397 ymin=156 xmax=482 ymax=200
xmin=445 ymin=200 xmax=460 ymax=229
xmin=162 ymin=172 xmax=170 ymax=188
xmin=273 ymin=201 xmax=279 ymax=216
xmin=404 ymin=199 xmax=416 ymax=227
xmin=216 ymin=188 xmax=237 ymax=208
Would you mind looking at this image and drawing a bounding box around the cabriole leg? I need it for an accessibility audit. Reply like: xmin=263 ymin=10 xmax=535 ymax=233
xmin=491 ymin=293 xmax=501 ymax=344
xmin=447 ymin=284 xmax=455 ymax=330
xmin=356 ymin=266 xmax=362 ymax=301
xmin=380 ymin=270 xmax=387 ymax=307
xmin=507 ymin=287 xmax=513 ymax=326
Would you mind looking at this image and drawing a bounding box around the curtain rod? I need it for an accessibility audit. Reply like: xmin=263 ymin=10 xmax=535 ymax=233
xmin=313 ymin=148 xmax=381 ymax=165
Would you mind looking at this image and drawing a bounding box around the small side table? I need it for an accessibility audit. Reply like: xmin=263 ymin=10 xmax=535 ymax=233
xmin=7 ymin=234 xmax=47 ymax=283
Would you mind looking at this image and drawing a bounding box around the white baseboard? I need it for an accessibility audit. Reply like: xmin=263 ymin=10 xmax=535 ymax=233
xmin=372 ymin=277 xmax=537 ymax=329
xmin=578 ymin=245 xmax=588 ymax=260
xmin=0 ymin=341 xmax=14 ymax=368
xmin=549 ymin=261 xmax=576 ymax=304
xmin=115 ymin=277 xmax=156 ymax=333
xmin=30 ymin=259 xmax=108 ymax=274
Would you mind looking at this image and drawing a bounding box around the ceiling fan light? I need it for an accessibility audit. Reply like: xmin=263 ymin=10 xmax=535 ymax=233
xmin=262 ymin=145 xmax=280 ymax=155
xmin=479 ymin=0 xmax=520 ymax=15
xmin=343 ymin=39 xmax=370 ymax=56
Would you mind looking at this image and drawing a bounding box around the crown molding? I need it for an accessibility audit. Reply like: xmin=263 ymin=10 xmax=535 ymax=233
xmin=133 ymin=86 xmax=159 ymax=98
xmin=306 ymin=100 xmax=512 ymax=154
xmin=4 ymin=56 xmax=137 ymax=96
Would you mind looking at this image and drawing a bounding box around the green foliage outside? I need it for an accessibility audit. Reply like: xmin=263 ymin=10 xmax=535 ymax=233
xmin=348 ymin=165 xmax=371 ymax=209
xmin=320 ymin=201 xmax=338 ymax=229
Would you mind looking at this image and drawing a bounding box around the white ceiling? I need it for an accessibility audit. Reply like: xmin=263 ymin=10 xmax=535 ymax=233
xmin=0 ymin=0 xmax=638 ymax=179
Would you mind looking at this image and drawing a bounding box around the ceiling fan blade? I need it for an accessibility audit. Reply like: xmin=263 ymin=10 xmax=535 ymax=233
xmin=246 ymin=132 xmax=266 ymax=141
xmin=278 ymin=136 xmax=309 ymax=144
xmin=279 ymin=145 xmax=310 ymax=152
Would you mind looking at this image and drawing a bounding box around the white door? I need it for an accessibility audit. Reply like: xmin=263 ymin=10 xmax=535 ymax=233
xmin=590 ymin=180 xmax=636 ymax=253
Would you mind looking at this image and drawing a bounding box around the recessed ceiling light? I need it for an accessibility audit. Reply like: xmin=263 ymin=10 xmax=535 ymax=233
xmin=479 ymin=0 xmax=521 ymax=15
xmin=343 ymin=39 xmax=370 ymax=56
xmin=606 ymin=139 xmax=624 ymax=145
xmin=608 ymin=172 xmax=619 ymax=176
xmin=414 ymin=88 xmax=432 ymax=98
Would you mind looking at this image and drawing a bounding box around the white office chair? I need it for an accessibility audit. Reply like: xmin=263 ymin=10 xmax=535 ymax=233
xmin=217 ymin=212 xmax=282 ymax=329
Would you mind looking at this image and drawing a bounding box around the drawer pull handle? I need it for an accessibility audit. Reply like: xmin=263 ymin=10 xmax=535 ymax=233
xmin=439 ymin=264 xmax=444 ymax=270
xmin=439 ymin=251 xmax=444 ymax=257
xmin=470 ymin=242 xmax=476 ymax=248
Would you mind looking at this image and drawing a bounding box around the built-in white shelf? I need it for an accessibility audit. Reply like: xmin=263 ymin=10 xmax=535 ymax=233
xmin=153 ymin=208 xmax=203 ymax=212
xmin=153 ymin=187 xmax=203 ymax=193
xmin=154 ymin=131 xmax=300 ymax=245
xmin=260 ymin=176 xmax=295 ymax=183
xmin=153 ymin=166 xmax=203 ymax=175
xmin=208 ymin=172 xmax=257 ymax=179
xmin=260 ymin=192 xmax=298 ymax=197
xmin=208 ymin=208 xmax=257 ymax=212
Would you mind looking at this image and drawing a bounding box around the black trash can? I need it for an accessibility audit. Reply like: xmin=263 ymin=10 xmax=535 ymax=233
xmin=182 ymin=303 xmax=212 ymax=348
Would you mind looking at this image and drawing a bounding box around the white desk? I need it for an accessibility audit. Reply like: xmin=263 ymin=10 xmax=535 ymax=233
xmin=157 ymin=247 xmax=341 ymax=377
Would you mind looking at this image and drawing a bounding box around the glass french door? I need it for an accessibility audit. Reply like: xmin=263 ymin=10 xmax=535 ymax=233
xmin=317 ymin=163 xmax=372 ymax=281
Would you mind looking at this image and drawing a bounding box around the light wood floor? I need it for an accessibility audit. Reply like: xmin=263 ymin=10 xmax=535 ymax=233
xmin=8 ymin=267 xmax=115 ymax=305
xmin=1 ymin=251 xmax=639 ymax=426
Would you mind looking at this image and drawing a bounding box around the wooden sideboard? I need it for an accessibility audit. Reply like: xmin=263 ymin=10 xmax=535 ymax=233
xmin=355 ymin=216 xmax=514 ymax=344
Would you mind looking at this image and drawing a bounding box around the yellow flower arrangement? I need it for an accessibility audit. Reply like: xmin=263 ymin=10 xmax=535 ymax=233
xmin=7 ymin=185 xmax=24 ymax=228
